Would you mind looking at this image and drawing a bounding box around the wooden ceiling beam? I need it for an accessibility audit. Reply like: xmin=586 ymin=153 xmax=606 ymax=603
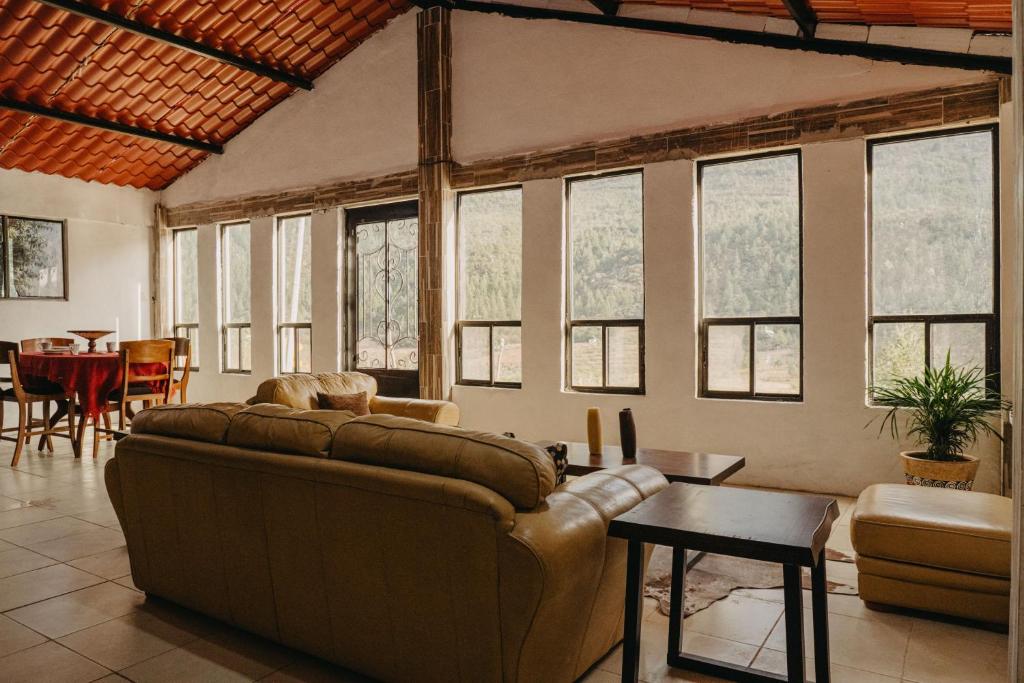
xmin=588 ymin=0 xmax=621 ymax=17
xmin=0 ymin=97 xmax=224 ymax=154
xmin=33 ymin=0 xmax=314 ymax=91
xmin=780 ymin=0 xmax=817 ymax=38
xmin=413 ymin=0 xmax=1010 ymax=74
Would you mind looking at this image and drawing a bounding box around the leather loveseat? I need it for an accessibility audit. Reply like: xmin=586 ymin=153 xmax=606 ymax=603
xmin=105 ymin=402 xmax=668 ymax=682
xmin=248 ymin=371 xmax=460 ymax=426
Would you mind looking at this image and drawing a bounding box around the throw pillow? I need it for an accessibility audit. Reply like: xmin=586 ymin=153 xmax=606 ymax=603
xmin=506 ymin=432 xmax=568 ymax=486
xmin=317 ymin=391 xmax=371 ymax=416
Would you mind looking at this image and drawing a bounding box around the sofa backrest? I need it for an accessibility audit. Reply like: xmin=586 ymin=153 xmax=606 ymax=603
xmin=332 ymin=414 xmax=556 ymax=510
xmin=252 ymin=371 xmax=378 ymax=410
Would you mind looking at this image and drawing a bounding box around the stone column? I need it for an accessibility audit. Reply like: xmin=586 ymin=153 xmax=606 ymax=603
xmin=417 ymin=6 xmax=453 ymax=400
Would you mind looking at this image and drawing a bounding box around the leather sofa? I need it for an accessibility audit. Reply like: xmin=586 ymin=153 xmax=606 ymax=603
xmin=248 ymin=371 xmax=460 ymax=426
xmin=850 ymin=483 xmax=1011 ymax=625
xmin=105 ymin=403 xmax=668 ymax=682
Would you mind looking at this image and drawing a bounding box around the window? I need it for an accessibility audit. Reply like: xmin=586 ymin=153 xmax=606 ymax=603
xmin=220 ymin=222 xmax=251 ymax=373
xmin=566 ymin=171 xmax=644 ymax=393
xmin=699 ymin=152 xmax=802 ymax=400
xmin=172 ymin=228 xmax=199 ymax=370
xmin=277 ymin=214 xmax=312 ymax=374
xmin=456 ymin=187 xmax=523 ymax=387
xmin=869 ymin=127 xmax=998 ymax=388
xmin=0 ymin=216 xmax=67 ymax=299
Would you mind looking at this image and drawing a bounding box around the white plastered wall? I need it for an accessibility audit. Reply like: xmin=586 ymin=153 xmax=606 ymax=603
xmin=0 ymin=167 xmax=157 ymax=423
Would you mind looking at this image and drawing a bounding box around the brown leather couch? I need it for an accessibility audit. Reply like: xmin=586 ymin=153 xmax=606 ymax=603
xmin=851 ymin=483 xmax=1011 ymax=625
xmin=249 ymin=371 xmax=460 ymax=426
xmin=105 ymin=403 xmax=668 ymax=682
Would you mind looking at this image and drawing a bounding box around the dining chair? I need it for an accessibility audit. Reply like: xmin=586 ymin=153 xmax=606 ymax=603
xmin=20 ymin=337 xmax=76 ymax=451
xmin=164 ymin=336 xmax=192 ymax=404
xmin=86 ymin=340 xmax=175 ymax=458
xmin=0 ymin=342 xmax=77 ymax=466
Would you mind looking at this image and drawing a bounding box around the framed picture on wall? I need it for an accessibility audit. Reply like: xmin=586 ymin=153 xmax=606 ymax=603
xmin=0 ymin=215 xmax=68 ymax=300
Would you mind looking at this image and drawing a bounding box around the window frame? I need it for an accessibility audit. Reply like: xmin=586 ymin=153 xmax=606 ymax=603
xmin=275 ymin=213 xmax=313 ymax=375
xmin=866 ymin=124 xmax=1001 ymax=393
xmin=564 ymin=168 xmax=646 ymax=395
xmin=0 ymin=215 xmax=69 ymax=301
xmin=171 ymin=227 xmax=199 ymax=371
xmin=219 ymin=221 xmax=252 ymax=375
xmin=454 ymin=185 xmax=524 ymax=389
xmin=697 ymin=149 xmax=805 ymax=402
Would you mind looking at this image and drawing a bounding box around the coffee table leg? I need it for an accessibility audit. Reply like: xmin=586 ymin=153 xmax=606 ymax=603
xmin=783 ymin=564 xmax=806 ymax=683
xmin=668 ymin=546 xmax=686 ymax=659
xmin=622 ymin=539 xmax=645 ymax=683
xmin=811 ymin=550 xmax=830 ymax=683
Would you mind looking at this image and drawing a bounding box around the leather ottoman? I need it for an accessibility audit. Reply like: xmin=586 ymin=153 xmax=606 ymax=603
xmin=850 ymin=483 xmax=1011 ymax=625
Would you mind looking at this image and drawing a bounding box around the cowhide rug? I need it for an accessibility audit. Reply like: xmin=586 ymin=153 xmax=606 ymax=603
xmin=644 ymin=547 xmax=858 ymax=617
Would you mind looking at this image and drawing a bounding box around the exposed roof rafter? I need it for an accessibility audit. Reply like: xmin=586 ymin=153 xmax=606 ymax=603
xmin=0 ymin=97 xmax=224 ymax=154
xmin=588 ymin=0 xmax=620 ymax=17
xmin=33 ymin=0 xmax=315 ymax=91
xmin=780 ymin=0 xmax=817 ymax=38
xmin=412 ymin=0 xmax=1009 ymax=74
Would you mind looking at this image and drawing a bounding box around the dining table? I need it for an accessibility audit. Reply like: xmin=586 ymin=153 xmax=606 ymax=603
xmin=19 ymin=351 xmax=171 ymax=456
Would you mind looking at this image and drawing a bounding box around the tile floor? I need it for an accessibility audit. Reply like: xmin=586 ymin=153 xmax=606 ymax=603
xmin=0 ymin=437 xmax=1009 ymax=683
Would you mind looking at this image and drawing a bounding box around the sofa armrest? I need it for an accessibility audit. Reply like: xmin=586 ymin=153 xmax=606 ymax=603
xmin=368 ymin=395 xmax=460 ymax=426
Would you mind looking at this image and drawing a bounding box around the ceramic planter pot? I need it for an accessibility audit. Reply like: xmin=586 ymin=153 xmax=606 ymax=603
xmin=900 ymin=450 xmax=979 ymax=490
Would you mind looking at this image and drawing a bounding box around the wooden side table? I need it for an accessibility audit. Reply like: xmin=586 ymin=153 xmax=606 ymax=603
xmin=608 ymin=483 xmax=839 ymax=683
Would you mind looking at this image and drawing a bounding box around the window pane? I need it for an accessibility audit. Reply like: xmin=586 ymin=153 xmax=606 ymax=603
xmin=278 ymin=215 xmax=311 ymax=324
xmin=572 ymin=326 xmax=603 ymax=387
xmin=931 ymin=322 xmax=986 ymax=373
xmin=607 ymin=326 xmax=640 ymax=388
xmin=387 ymin=217 xmax=418 ymax=370
xmin=226 ymin=327 xmax=238 ymax=368
xmin=6 ymin=218 xmax=64 ymax=298
xmin=355 ymin=221 xmax=387 ymax=369
xmin=569 ymin=173 xmax=644 ymax=320
xmin=459 ymin=189 xmax=522 ymax=321
xmin=280 ymin=329 xmax=295 ymax=374
xmin=873 ymin=322 xmax=925 ymax=386
xmin=872 ymin=131 xmax=994 ymax=315
xmin=701 ymin=154 xmax=800 ymax=318
xmin=755 ymin=324 xmax=800 ymax=395
xmin=707 ymin=325 xmax=750 ymax=393
xmin=296 ymin=327 xmax=312 ymax=374
xmin=240 ymin=327 xmax=251 ymax=372
xmin=493 ymin=326 xmax=522 ymax=384
xmin=461 ymin=326 xmax=490 ymax=381
xmin=173 ymin=229 xmax=198 ymax=324
xmin=222 ymin=223 xmax=251 ymax=324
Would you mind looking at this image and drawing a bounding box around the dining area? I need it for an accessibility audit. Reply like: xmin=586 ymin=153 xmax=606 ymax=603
xmin=0 ymin=332 xmax=191 ymax=466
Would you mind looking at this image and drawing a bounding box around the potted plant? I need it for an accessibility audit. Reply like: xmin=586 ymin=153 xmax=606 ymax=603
xmin=868 ymin=355 xmax=1010 ymax=490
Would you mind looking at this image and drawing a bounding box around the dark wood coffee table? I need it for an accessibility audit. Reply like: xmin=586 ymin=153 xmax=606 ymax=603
xmin=551 ymin=442 xmax=745 ymax=485
xmin=608 ymin=483 xmax=839 ymax=683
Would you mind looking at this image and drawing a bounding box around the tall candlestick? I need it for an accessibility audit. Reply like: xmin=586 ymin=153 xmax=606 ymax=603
xmin=586 ymin=407 xmax=603 ymax=455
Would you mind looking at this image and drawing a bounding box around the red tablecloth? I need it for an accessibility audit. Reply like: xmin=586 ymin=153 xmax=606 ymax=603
xmin=20 ymin=352 xmax=170 ymax=420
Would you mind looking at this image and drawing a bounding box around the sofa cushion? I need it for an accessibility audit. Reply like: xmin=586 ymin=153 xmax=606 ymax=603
xmin=331 ymin=414 xmax=555 ymax=510
xmin=226 ymin=404 xmax=358 ymax=457
xmin=318 ymin=391 xmax=370 ymax=416
xmin=130 ymin=403 xmax=246 ymax=444
xmin=851 ymin=483 xmax=1012 ymax=578
xmin=251 ymin=372 xmax=378 ymax=410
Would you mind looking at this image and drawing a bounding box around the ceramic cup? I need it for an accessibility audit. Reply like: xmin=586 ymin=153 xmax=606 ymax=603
xmin=69 ymin=344 xmax=80 ymax=355
xmin=106 ymin=342 xmax=117 ymax=352
xmin=40 ymin=341 xmax=52 ymax=351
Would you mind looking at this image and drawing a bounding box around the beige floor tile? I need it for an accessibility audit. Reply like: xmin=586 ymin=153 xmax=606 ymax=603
xmin=0 ymin=515 xmax=101 ymax=545
xmin=260 ymin=655 xmax=376 ymax=682
xmin=58 ymin=609 xmax=201 ymax=670
xmin=0 ymin=612 xmax=47 ymax=658
xmin=26 ymin=526 xmax=125 ymax=562
xmin=0 ymin=496 xmax=29 ymax=511
xmin=0 ymin=563 xmax=104 ymax=611
xmin=0 ymin=472 xmax=59 ymax=498
xmin=68 ymin=545 xmax=131 ymax=579
xmin=752 ymin=648 xmax=901 ymax=682
xmin=764 ymin=607 xmax=910 ymax=678
xmin=827 ymin=524 xmax=856 ymax=556
xmin=902 ymin=619 xmax=1008 ymax=683
xmin=0 ymin=545 xmax=57 ymax=578
xmin=0 ymin=640 xmax=110 ymax=683
xmin=93 ymin=675 xmax=131 ymax=682
xmin=0 ymin=504 xmax=64 ymax=530
xmin=72 ymin=506 xmax=121 ymax=528
xmin=122 ymin=631 xmax=294 ymax=682
xmin=581 ymin=669 xmax=624 ymax=683
xmin=5 ymin=580 xmax=145 ymax=638
xmin=682 ymin=594 xmax=784 ymax=647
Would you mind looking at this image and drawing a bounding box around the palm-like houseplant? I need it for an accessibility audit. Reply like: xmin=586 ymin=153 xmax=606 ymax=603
xmin=868 ymin=354 xmax=1010 ymax=490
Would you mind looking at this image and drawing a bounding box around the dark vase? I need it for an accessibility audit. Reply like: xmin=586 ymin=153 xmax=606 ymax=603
xmin=619 ymin=408 xmax=637 ymax=459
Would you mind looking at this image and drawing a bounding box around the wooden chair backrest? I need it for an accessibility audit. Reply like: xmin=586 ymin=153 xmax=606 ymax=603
xmin=0 ymin=342 xmax=17 ymax=387
xmin=120 ymin=340 xmax=175 ymax=383
xmin=164 ymin=336 xmax=192 ymax=388
xmin=21 ymin=337 xmax=75 ymax=352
